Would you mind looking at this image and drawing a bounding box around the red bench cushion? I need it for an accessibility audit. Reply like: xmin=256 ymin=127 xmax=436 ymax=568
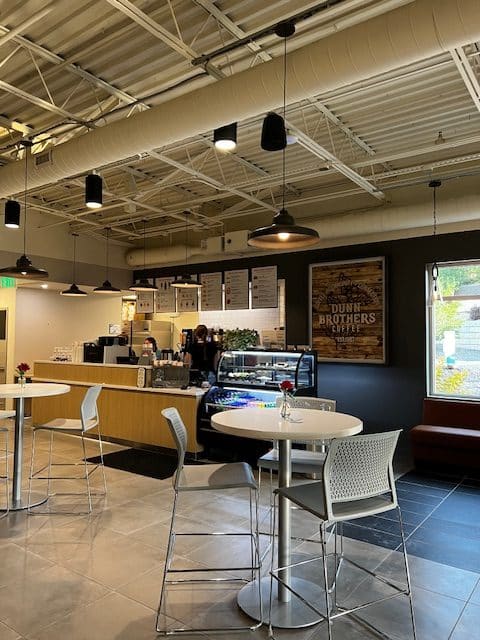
xmin=411 ymin=424 xmax=480 ymax=451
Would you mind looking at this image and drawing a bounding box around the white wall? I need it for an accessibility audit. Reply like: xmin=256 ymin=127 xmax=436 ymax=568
xmin=14 ymin=288 xmax=123 ymax=364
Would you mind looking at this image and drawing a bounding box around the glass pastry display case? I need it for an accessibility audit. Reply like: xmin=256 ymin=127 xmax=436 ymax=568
xmin=216 ymin=349 xmax=316 ymax=392
xmin=198 ymin=349 xmax=317 ymax=462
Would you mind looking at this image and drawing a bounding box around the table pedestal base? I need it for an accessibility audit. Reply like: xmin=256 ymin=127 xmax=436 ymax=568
xmin=9 ymin=490 xmax=48 ymax=512
xmin=237 ymin=576 xmax=325 ymax=629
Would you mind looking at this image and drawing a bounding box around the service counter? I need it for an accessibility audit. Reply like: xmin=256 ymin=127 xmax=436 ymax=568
xmin=32 ymin=361 xmax=205 ymax=453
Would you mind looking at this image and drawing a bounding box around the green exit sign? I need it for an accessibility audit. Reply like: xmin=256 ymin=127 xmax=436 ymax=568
xmin=0 ymin=277 xmax=15 ymax=288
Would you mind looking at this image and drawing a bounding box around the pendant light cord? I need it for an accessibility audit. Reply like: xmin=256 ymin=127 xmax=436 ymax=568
xmin=72 ymin=233 xmax=77 ymax=282
xmin=23 ymin=145 xmax=28 ymax=254
xmin=143 ymin=219 xmax=147 ymax=274
xmin=185 ymin=212 xmax=188 ymax=268
xmin=433 ymin=185 xmax=437 ymax=239
xmin=105 ymin=227 xmax=110 ymax=281
xmin=282 ymin=34 xmax=287 ymax=211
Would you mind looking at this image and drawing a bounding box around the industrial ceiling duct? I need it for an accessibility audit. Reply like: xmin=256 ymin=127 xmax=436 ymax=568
xmin=0 ymin=0 xmax=478 ymax=197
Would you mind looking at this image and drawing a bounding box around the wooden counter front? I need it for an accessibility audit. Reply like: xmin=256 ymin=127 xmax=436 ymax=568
xmin=32 ymin=361 xmax=204 ymax=453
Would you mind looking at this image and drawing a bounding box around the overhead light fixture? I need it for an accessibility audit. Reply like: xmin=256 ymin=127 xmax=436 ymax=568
xmin=249 ymin=22 xmax=320 ymax=250
xmin=213 ymin=122 xmax=237 ymax=151
xmin=261 ymin=113 xmax=286 ymax=151
xmin=429 ymin=180 xmax=442 ymax=305
xmin=0 ymin=140 xmax=49 ymax=279
xmin=93 ymin=228 xmax=120 ymax=294
xmin=61 ymin=233 xmax=87 ymax=297
xmin=85 ymin=172 xmax=103 ymax=209
xmin=129 ymin=220 xmax=158 ymax=291
xmin=171 ymin=212 xmax=202 ymax=289
xmin=4 ymin=200 xmax=20 ymax=228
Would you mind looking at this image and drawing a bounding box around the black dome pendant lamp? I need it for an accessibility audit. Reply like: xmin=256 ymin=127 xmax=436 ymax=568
xmin=129 ymin=220 xmax=158 ymax=291
xmin=0 ymin=140 xmax=49 ymax=279
xmin=249 ymin=22 xmax=320 ymax=250
xmin=93 ymin=228 xmax=121 ymax=294
xmin=61 ymin=233 xmax=87 ymax=296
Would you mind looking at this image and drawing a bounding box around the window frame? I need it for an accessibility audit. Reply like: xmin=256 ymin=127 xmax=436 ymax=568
xmin=426 ymin=259 xmax=480 ymax=401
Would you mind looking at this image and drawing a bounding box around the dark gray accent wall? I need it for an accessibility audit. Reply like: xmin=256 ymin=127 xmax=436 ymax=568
xmin=140 ymin=230 xmax=480 ymax=433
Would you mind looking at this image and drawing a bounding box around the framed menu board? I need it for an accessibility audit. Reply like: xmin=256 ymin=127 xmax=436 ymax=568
xmin=155 ymin=277 xmax=176 ymax=313
xmin=177 ymin=287 xmax=199 ymax=312
xmin=251 ymin=265 xmax=278 ymax=309
xmin=310 ymin=257 xmax=386 ymax=364
xmin=200 ymin=272 xmax=223 ymax=310
xmin=136 ymin=291 xmax=154 ymax=313
xmin=224 ymin=269 xmax=249 ymax=310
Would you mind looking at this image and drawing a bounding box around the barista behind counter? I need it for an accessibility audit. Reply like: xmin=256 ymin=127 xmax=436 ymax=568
xmin=184 ymin=324 xmax=220 ymax=384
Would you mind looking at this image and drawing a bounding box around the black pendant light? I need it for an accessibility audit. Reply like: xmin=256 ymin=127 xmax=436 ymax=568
xmin=85 ymin=172 xmax=103 ymax=209
xmin=261 ymin=113 xmax=286 ymax=152
xmin=171 ymin=212 xmax=202 ymax=289
xmin=248 ymin=22 xmax=320 ymax=250
xmin=4 ymin=200 xmax=20 ymax=228
xmin=61 ymin=233 xmax=87 ymax=296
xmin=429 ymin=180 xmax=442 ymax=304
xmin=214 ymin=122 xmax=237 ymax=151
xmin=129 ymin=220 xmax=158 ymax=291
xmin=93 ymin=228 xmax=120 ymax=293
xmin=0 ymin=140 xmax=49 ymax=279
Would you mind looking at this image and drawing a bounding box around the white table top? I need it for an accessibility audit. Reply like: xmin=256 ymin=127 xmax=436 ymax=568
xmin=0 ymin=383 xmax=70 ymax=399
xmin=211 ymin=407 xmax=363 ymax=441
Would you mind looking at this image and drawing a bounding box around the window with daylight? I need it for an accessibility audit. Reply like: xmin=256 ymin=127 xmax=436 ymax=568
xmin=427 ymin=261 xmax=480 ymax=400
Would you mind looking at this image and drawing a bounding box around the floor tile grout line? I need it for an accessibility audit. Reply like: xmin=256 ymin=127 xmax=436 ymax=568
xmin=395 ymin=475 xmax=465 ymax=549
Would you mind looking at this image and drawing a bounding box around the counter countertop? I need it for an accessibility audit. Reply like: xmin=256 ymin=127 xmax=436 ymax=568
xmin=32 ymin=376 xmax=206 ymax=397
xmin=34 ymin=360 xmax=153 ymax=370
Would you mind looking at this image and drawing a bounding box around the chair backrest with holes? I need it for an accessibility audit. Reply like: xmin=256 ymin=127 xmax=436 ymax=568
xmin=80 ymin=385 xmax=102 ymax=432
xmin=323 ymin=430 xmax=401 ymax=520
xmin=161 ymin=407 xmax=187 ymax=489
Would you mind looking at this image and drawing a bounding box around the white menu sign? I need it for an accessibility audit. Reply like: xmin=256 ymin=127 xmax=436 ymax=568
xmin=155 ymin=277 xmax=176 ymax=313
xmin=251 ymin=265 xmax=278 ymax=309
xmin=136 ymin=291 xmax=154 ymax=313
xmin=177 ymin=287 xmax=199 ymax=312
xmin=200 ymin=272 xmax=223 ymax=310
xmin=225 ymin=269 xmax=249 ymax=310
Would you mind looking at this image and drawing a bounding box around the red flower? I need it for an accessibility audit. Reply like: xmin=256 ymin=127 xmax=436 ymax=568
xmin=280 ymin=380 xmax=294 ymax=392
xmin=16 ymin=363 xmax=30 ymax=373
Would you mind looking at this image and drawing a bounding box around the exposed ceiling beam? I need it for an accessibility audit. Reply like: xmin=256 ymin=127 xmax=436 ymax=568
xmin=106 ymin=0 xmax=225 ymax=80
xmin=287 ymin=122 xmax=385 ymax=200
xmin=450 ymin=46 xmax=480 ymax=113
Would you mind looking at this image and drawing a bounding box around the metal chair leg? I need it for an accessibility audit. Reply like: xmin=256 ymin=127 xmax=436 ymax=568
xmin=0 ymin=429 xmax=8 ymax=518
xmin=81 ymin=435 xmax=92 ymax=513
xmin=156 ymin=490 xmax=180 ymax=633
xmin=398 ymin=507 xmax=417 ymax=639
xmin=96 ymin=429 xmax=108 ymax=495
xmin=27 ymin=428 xmax=38 ymax=513
xmin=320 ymin=522 xmax=333 ymax=640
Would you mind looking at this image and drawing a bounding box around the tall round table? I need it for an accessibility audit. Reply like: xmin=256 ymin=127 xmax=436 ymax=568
xmin=0 ymin=383 xmax=70 ymax=511
xmin=211 ymin=406 xmax=363 ymax=629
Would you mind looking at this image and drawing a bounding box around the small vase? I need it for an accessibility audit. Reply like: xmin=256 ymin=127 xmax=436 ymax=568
xmin=19 ymin=376 xmax=26 ymax=388
xmin=280 ymin=392 xmax=291 ymax=420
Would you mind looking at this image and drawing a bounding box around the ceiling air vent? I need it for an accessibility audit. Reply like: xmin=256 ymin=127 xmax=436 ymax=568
xmin=34 ymin=149 xmax=53 ymax=167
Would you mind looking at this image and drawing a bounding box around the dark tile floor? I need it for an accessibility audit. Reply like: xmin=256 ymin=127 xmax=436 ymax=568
xmin=345 ymin=470 xmax=480 ymax=573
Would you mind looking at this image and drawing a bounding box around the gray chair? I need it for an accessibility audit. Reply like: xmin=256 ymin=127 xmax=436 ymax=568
xmin=257 ymin=396 xmax=336 ymax=483
xmin=28 ymin=385 xmax=106 ymax=514
xmin=156 ymin=407 xmax=263 ymax=635
xmin=0 ymin=414 xmax=12 ymax=518
xmin=268 ymin=430 xmax=416 ymax=640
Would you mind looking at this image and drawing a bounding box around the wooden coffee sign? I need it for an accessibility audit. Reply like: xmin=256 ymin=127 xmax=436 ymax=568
xmin=309 ymin=257 xmax=386 ymax=363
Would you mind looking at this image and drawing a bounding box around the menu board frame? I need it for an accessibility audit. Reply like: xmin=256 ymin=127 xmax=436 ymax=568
xmin=224 ymin=268 xmax=249 ymax=310
xmin=200 ymin=272 xmax=223 ymax=311
xmin=251 ymin=265 xmax=278 ymax=309
xmin=155 ymin=277 xmax=176 ymax=313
